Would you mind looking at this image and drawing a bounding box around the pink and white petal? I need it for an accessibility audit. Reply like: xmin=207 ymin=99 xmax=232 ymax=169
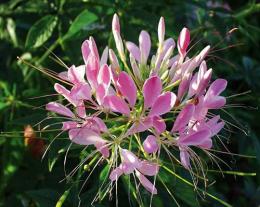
xmin=71 ymin=83 xmax=92 ymax=101
xmin=158 ymin=17 xmax=165 ymax=44
xmin=100 ymin=46 xmax=108 ymax=66
xmin=177 ymin=27 xmax=190 ymax=56
xmin=103 ymin=95 xmax=130 ymax=115
xmin=138 ymin=160 xmax=159 ymax=176
xmin=89 ymin=37 xmax=100 ymax=60
xmin=109 ymin=167 xmax=123 ymax=181
xmin=86 ymin=54 xmax=99 ymax=90
xmin=54 ymin=83 xmax=77 ymax=105
xmin=135 ymin=171 xmax=157 ymax=194
xmin=97 ymin=64 xmax=111 ymax=88
xmin=69 ymin=128 xmax=105 ymax=145
xmin=68 ymin=65 xmax=85 ymax=84
xmin=139 ymin=30 xmax=151 ymax=64
xmin=117 ymin=71 xmax=137 ymax=107
xmin=96 ymin=84 xmax=106 ymax=105
xmin=180 ymin=149 xmax=190 ymax=169
xmin=143 ymin=76 xmax=162 ymax=109
xmin=120 ymin=149 xmax=141 ymax=169
xmin=153 ymin=116 xmax=166 ymax=134
xmin=62 ymin=121 xmax=78 ymax=131
xmin=172 ymin=104 xmax=195 ymax=132
xmin=46 ymin=102 xmax=74 ymax=118
xmin=126 ymin=41 xmax=141 ymax=63
xmin=149 ymin=92 xmax=176 ymax=116
xmin=143 ymin=135 xmax=159 ymax=154
xmin=112 ymin=13 xmax=120 ymax=33
xmin=58 ymin=71 xmax=69 ymax=81
xmin=163 ymin=38 xmax=176 ymax=55
xmin=81 ymin=40 xmax=91 ymax=64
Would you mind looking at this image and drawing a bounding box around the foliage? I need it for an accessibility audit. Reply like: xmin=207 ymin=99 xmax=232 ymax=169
xmin=0 ymin=0 xmax=259 ymax=206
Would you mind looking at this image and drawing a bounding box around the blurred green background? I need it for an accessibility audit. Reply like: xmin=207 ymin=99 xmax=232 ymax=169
xmin=0 ymin=0 xmax=259 ymax=206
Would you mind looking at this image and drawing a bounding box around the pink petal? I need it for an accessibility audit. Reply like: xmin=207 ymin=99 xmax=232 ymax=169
xmin=177 ymin=72 xmax=192 ymax=100
xmin=103 ymin=95 xmax=130 ymax=115
xmin=130 ymin=54 xmax=141 ymax=80
xmin=206 ymin=116 xmax=225 ymax=136
xmin=135 ymin=171 xmax=157 ymax=194
xmin=117 ymin=71 xmax=137 ymax=107
xmin=149 ymin=92 xmax=176 ymax=116
xmin=62 ymin=121 xmax=78 ymax=131
xmin=86 ymin=54 xmax=99 ymax=90
xmin=120 ymin=162 xmax=135 ymax=174
xmin=198 ymin=139 xmax=212 ymax=149
xmin=205 ymin=96 xmax=226 ymax=109
xmin=109 ymin=49 xmax=120 ymax=76
xmin=143 ymin=76 xmax=162 ymax=109
xmin=58 ymin=71 xmax=69 ymax=81
xmin=95 ymin=142 xmax=110 ymax=158
xmin=143 ymin=135 xmax=158 ymax=154
xmin=126 ymin=117 xmax=153 ymax=135
xmin=139 ymin=30 xmax=151 ymax=64
xmin=126 ymin=41 xmax=141 ymax=63
xmin=54 ymin=83 xmax=76 ymax=106
xmin=205 ymin=79 xmax=227 ymax=97
xmin=179 ymin=130 xmax=211 ymax=146
xmin=112 ymin=13 xmax=120 ymax=33
xmin=177 ymin=27 xmax=190 ymax=56
xmin=180 ymin=149 xmax=190 ymax=169
xmin=96 ymin=84 xmax=106 ymax=105
xmin=46 ymin=102 xmax=74 ymax=118
xmin=138 ymin=161 xmax=159 ymax=176
xmin=69 ymin=128 xmax=105 ymax=145
xmin=92 ymin=117 xmax=108 ymax=133
xmin=172 ymin=104 xmax=195 ymax=132
xmin=110 ymin=167 xmax=123 ymax=181
xmin=97 ymin=64 xmax=111 ymax=88
xmin=120 ymin=149 xmax=141 ymax=169
xmin=81 ymin=40 xmax=90 ymax=64
xmin=153 ymin=116 xmax=166 ymax=134
xmin=76 ymin=104 xmax=86 ymax=118
xmin=70 ymin=83 xmax=91 ymax=101
xmin=89 ymin=37 xmax=100 ymax=60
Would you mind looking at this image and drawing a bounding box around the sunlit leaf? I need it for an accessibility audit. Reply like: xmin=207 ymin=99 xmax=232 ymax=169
xmin=25 ymin=15 xmax=58 ymax=48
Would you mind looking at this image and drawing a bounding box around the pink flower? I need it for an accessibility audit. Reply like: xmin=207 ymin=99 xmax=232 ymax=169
xmin=109 ymin=149 xmax=159 ymax=194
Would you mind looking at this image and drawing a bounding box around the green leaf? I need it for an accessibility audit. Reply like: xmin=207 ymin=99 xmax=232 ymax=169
xmin=25 ymin=15 xmax=58 ymax=48
xmin=63 ymin=10 xmax=97 ymax=40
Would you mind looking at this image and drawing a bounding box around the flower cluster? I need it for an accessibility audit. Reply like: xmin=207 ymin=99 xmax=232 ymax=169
xmin=46 ymin=14 xmax=227 ymax=194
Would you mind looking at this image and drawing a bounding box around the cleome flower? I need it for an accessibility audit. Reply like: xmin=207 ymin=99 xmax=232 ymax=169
xmin=45 ymin=13 xmax=228 ymax=196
